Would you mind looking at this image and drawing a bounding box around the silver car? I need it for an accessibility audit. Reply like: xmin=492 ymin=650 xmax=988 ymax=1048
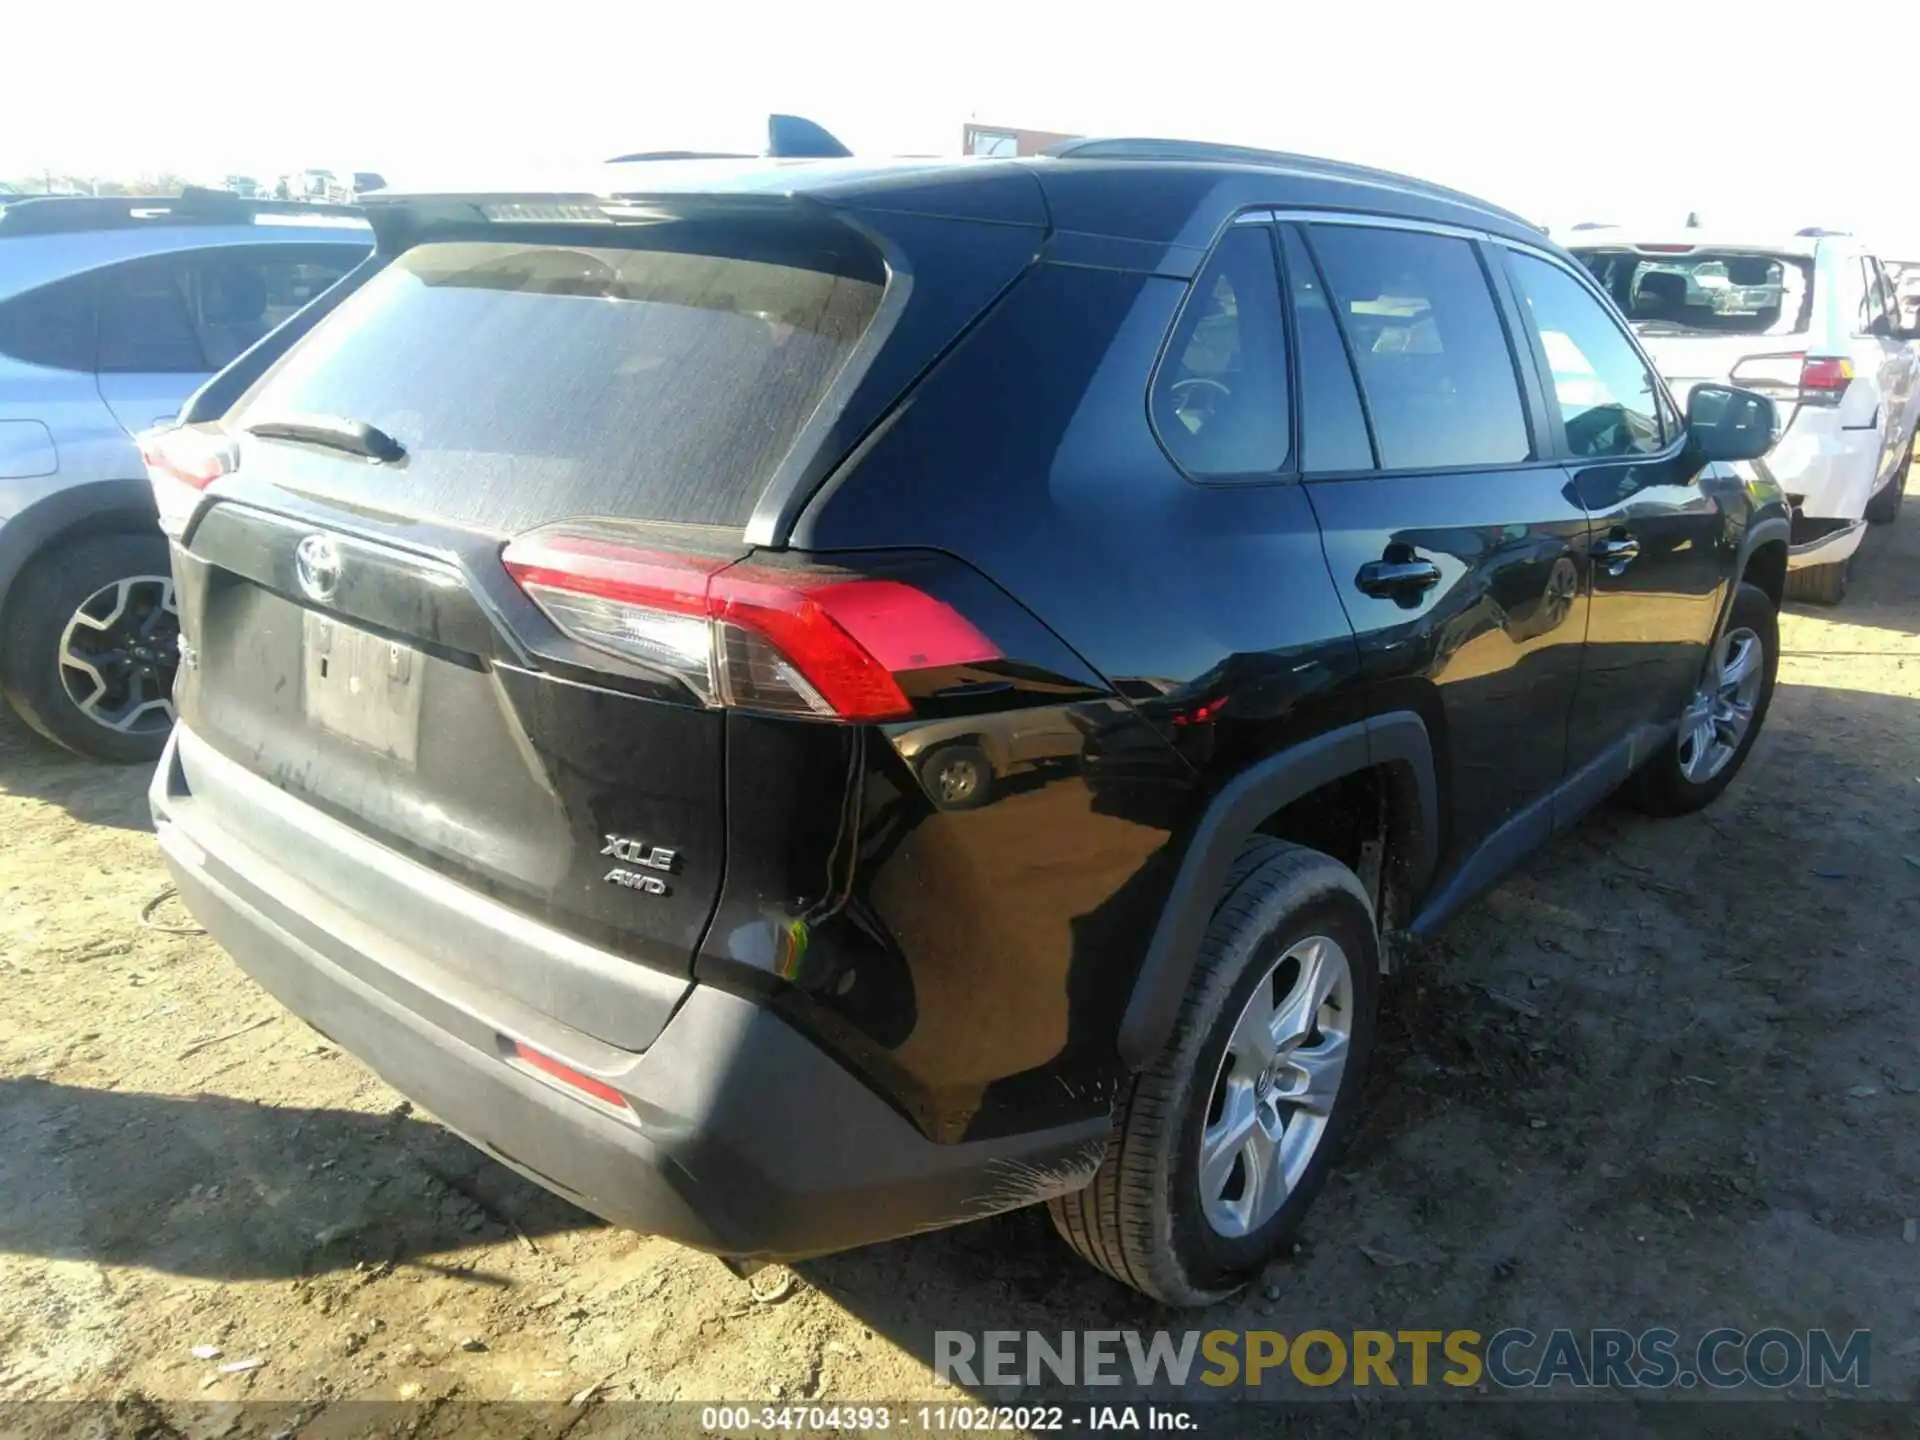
xmin=0 ymin=189 xmax=369 ymax=760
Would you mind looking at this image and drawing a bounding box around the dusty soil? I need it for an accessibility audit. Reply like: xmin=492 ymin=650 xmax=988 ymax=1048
xmin=2 ymin=484 xmax=1917 ymax=1433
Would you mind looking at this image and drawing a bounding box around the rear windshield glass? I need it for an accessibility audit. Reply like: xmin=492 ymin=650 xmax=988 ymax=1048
xmin=235 ymin=227 xmax=883 ymax=530
xmin=1574 ymin=249 xmax=1812 ymax=337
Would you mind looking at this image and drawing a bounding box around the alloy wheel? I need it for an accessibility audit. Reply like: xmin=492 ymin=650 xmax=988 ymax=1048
xmin=1198 ymin=934 xmax=1354 ymax=1238
xmin=1677 ymin=625 xmax=1763 ymax=784
xmin=57 ymin=575 xmax=180 ymax=735
xmin=933 ymin=754 xmax=980 ymax=806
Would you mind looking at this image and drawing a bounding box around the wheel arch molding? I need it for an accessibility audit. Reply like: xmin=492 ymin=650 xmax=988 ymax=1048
xmin=1115 ymin=711 xmax=1437 ymax=1069
xmin=0 ymin=478 xmax=160 ymax=621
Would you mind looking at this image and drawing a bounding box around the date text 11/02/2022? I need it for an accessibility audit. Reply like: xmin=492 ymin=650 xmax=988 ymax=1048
xmin=701 ymin=1407 xmax=1195 ymax=1432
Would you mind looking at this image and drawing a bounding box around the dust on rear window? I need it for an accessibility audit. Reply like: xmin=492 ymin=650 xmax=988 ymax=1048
xmin=1574 ymin=249 xmax=1813 ymax=337
xmin=234 ymin=236 xmax=883 ymax=530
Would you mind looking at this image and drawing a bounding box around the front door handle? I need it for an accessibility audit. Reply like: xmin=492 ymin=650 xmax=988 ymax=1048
xmin=1355 ymin=557 xmax=1443 ymax=598
xmin=1593 ymin=536 xmax=1641 ymax=573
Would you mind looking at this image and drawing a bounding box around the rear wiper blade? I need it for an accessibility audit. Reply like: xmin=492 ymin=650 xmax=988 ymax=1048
xmin=245 ymin=414 xmax=405 ymax=463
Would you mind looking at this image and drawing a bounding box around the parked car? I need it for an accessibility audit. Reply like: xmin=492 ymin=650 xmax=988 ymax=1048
xmin=1570 ymin=231 xmax=1919 ymax=603
xmin=144 ymin=134 xmax=1788 ymax=1304
xmin=0 ymin=188 xmax=370 ymax=760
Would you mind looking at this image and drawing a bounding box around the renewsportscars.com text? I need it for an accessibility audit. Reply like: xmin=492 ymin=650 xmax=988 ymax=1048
xmin=935 ymin=1327 xmax=1871 ymax=1391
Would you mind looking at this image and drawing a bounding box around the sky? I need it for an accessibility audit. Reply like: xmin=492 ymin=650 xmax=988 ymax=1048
xmin=9 ymin=0 xmax=1919 ymax=252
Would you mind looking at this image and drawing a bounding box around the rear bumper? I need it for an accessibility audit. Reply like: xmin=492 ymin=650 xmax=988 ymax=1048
xmin=1787 ymin=516 xmax=1866 ymax=569
xmin=1766 ymin=413 xmax=1880 ymax=528
xmin=151 ymin=728 xmax=1107 ymax=1261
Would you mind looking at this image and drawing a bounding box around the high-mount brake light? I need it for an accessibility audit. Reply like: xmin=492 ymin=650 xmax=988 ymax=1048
xmin=501 ymin=532 xmax=1000 ymax=721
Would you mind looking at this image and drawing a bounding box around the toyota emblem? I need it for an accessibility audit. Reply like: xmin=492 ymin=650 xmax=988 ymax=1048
xmin=295 ymin=534 xmax=343 ymax=604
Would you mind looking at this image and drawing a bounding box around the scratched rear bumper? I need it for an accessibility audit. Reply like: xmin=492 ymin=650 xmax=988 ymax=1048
xmin=151 ymin=730 xmax=1107 ymax=1260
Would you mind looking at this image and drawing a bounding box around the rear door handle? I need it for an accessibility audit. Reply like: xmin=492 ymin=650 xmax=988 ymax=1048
xmin=1592 ymin=537 xmax=1641 ymax=572
xmin=1355 ymin=558 xmax=1442 ymax=598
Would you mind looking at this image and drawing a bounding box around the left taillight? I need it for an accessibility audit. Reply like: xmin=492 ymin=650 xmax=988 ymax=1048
xmin=501 ymin=529 xmax=1001 ymax=722
xmin=140 ymin=426 xmax=236 ymax=538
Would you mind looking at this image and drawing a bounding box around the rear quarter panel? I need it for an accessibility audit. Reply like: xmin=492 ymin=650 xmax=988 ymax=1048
xmin=784 ymin=259 xmax=1363 ymax=1140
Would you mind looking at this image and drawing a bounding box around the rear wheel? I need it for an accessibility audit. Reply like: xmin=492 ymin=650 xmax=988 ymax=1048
xmin=0 ymin=534 xmax=180 ymax=764
xmin=1783 ymin=556 xmax=1850 ymax=606
xmin=1048 ymin=841 xmax=1379 ymax=1304
xmin=918 ymin=743 xmax=993 ymax=810
xmin=1865 ymin=451 xmax=1907 ymax=525
xmin=1622 ymin=581 xmax=1777 ymax=816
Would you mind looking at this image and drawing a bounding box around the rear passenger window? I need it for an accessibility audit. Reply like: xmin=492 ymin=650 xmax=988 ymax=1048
xmin=1308 ymin=226 xmax=1530 ymax=470
xmin=187 ymin=247 xmax=355 ymax=368
xmin=98 ymin=256 xmax=206 ymax=373
xmin=1506 ymin=251 xmax=1664 ymax=457
xmin=1151 ymin=225 xmax=1290 ymax=477
xmin=1865 ymin=258 xmax=1899 ymax=334
xmin=0 ymin=272 xmax=97 ymax=371
xmin=1280 ymin=228 xmax=1374 ymax=471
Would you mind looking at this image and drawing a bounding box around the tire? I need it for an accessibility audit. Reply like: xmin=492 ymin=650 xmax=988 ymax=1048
xmin=918 ymin=742 xmax=994 ymax=810
xmin=1048 ymin=841 xmax=1380 ymax=1304
xmin=0 ymin=534 xmax=179 ymax=764
xmin=1865 ymin=452 xmax=1907 ymax=525
xmin=1622 ymin=581 xmax=1778 ymax=817
xmin=1783 ymin=557 xmax=1849 ymax=605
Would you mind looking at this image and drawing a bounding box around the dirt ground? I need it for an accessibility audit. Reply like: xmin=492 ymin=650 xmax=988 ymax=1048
xmin=2 ymin=483 xmax=1917 ymax=1433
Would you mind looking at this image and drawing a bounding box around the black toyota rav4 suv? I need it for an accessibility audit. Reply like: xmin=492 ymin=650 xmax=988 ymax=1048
xmin=147 ymin=138 xmax=1789 ymax=1304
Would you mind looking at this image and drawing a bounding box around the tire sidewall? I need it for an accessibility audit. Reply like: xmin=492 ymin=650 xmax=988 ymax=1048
xmin=1163 ymin=881 xmax=1380 ymax=1288
xmin=0 ymin=534 xmax=176 ymax=764
xmin=919 ymin=743 xmax=993 ymax=810
xmin=1665 ymin=583 xmax=1780 ymax=806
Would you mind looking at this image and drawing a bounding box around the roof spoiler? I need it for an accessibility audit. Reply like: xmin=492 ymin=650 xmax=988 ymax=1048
xmin=608 ymin=113 xmax=851 ymax=165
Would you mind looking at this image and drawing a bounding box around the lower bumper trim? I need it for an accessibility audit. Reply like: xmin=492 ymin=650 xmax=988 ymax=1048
xmin=151 ymin=731 xmax=1110 ymax=1261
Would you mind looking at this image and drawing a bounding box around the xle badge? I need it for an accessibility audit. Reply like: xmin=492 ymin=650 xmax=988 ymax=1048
xmin=601 ymin=835 xmax=677 ymax=896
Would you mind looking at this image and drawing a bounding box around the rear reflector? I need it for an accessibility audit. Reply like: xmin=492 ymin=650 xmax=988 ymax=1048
xmin=502 ymin=530 xmax=1000 ymax=721
xmin=140 ymin=426 xmax=237 ymax=538
xmin=507 ymin=1040 xmax=631 ymax=1112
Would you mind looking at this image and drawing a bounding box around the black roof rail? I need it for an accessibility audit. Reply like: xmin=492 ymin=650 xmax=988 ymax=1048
xmin=608 ymin=113 xmax=852 ymax=166
xmin=1045 ymin=136 xmax=1297 ymax=165
xmin=0 ymin=185 xmax=364 ymax=237
xmin=1043 ymin=136 xmax=1538 ymax=230
xmin=606 ymin=150 xmax=753 ymax=163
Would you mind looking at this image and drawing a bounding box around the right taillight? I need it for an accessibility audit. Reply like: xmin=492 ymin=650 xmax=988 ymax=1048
xmin=140 ymin=425 xmax=236 ymax=538
xmin=1729 ymin=352 xmax=1854 ymax=409
xmin=501 ymin=529 xmax=1001 ymax=721
xmin=1795 ymin=356 xmax=1854 ymax=406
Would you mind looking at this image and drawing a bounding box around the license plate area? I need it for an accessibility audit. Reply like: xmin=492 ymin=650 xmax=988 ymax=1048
xmin=301 ymin=611 xmax=424 ymax=765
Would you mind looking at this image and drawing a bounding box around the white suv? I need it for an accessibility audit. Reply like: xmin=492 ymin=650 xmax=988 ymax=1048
xmin=1570 ymin=231 xmax=1918 ymax=603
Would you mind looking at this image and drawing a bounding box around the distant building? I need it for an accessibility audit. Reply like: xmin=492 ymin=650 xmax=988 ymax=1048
xmin=963 ymin=123 xmax=1080 ymax=158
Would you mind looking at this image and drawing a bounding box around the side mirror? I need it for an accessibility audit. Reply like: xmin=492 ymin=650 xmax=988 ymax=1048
xmin=1686 ymin=384 xmax=1778 ymax=463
